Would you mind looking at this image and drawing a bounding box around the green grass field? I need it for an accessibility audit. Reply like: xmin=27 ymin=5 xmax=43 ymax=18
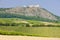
xmin=0 ymin=18 xmax=60 ymax=38
xmin=0 ymin=26 xmax=60 ymax=38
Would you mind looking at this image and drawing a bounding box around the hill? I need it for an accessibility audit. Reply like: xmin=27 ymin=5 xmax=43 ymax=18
xmin=0 ymin=5 xmax=60 ymax=22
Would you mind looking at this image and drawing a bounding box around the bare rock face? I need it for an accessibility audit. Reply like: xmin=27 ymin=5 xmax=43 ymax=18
xmin=5 ymin=5 xmax=57 ymax=20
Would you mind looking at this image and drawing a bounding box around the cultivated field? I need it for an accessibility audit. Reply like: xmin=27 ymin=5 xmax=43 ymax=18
xmin=0 ymin=26 xmax=60 ymax=38
xmin=0 ymin=18 xmax=60 ymax=38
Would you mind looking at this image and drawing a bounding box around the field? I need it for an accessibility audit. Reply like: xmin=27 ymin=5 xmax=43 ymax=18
xmin=0 ymin=18 xmax=60 ymax=38
xmin=0 ymin=26 xmax=60 ymax=38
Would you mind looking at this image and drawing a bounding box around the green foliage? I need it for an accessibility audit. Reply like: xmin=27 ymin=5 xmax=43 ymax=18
xmin=0 ymin=18 xmax=60 ymax=27
xmin=0 ymin=8 xmax=11 ymax=11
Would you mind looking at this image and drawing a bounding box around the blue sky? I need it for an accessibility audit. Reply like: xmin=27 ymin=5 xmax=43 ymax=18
xmin=0 ymin=0 xmax=60 ymax=16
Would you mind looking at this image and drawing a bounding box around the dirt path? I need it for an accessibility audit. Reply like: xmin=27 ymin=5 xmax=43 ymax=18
xmin=0 ymin=35 xmax=60 ymax=40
